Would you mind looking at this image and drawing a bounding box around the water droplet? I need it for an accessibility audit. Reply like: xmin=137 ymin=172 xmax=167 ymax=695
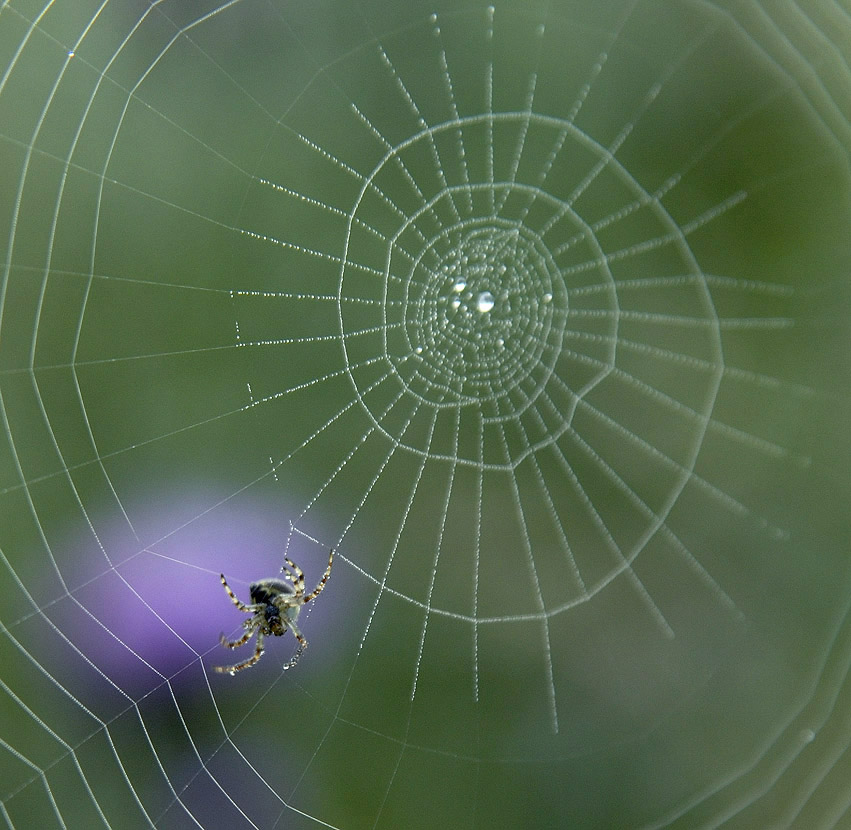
xmin=476 ymin=291 xmax=495 ymax=313
xmin=453 ymin=278 xmax=466 ymax=293
xmin=415 ymin=346 xmax=423 ymax=354
xmin=496 ymin=338 xmax=504 ymax=347
xmin=543 ymin=293 xmax=552 ymax=303
xmin=451 ymin=298 xmax=461 ymax=310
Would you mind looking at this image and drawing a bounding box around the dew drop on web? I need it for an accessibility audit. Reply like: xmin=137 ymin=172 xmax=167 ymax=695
xmin=476 ymin=291 xmax=494 ymax=313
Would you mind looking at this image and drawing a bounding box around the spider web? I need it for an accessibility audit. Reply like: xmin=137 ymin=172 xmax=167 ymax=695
xmin=1 ymin=0 xmax=851 ymax=827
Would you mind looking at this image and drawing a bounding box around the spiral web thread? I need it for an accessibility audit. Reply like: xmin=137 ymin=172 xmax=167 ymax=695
xmin=0 ymin=0 xmax=850 ymax=828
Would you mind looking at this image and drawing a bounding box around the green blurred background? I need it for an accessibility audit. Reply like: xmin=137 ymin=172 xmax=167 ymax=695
xmin=1 ymin=0 xmax=851 ymax=828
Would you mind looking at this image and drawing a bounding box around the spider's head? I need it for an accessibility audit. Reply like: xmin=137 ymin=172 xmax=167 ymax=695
xmin=263 ymin=602 xmax=286 ymax=636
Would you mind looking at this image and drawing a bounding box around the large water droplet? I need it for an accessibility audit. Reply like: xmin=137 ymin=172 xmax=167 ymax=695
xmin=476 ymin=291 xmax=495 ymax=313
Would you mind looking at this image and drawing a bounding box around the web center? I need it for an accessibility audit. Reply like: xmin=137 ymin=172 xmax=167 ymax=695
xmin=399 ymin=221 xmax=565 ymax=407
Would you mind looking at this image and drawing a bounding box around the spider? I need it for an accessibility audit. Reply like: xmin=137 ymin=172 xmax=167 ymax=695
xmin=213 ymin=548 xmax=334 ymax=675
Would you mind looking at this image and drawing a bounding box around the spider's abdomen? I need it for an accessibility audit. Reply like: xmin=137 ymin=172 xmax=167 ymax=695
xmin=249 ymin=578 xmax=293 ymax=605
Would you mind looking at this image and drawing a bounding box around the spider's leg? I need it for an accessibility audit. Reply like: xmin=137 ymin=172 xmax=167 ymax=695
xmin=302 ymin=547 xmax=334 ymax=604
xmin=219 ymin=574 xmax=257 ymax=613
xmin=219 ymin=625 xmax=253 ymax=649
xmin=214 ymin=631 xmax=265 ymax=674
xmin=282 ymin=621 xmax=308 ymax=670
xmin=283 ymin=557 xmax=305 ymax=592
xmin=280 ymin=560 xmax=297 ymax=586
